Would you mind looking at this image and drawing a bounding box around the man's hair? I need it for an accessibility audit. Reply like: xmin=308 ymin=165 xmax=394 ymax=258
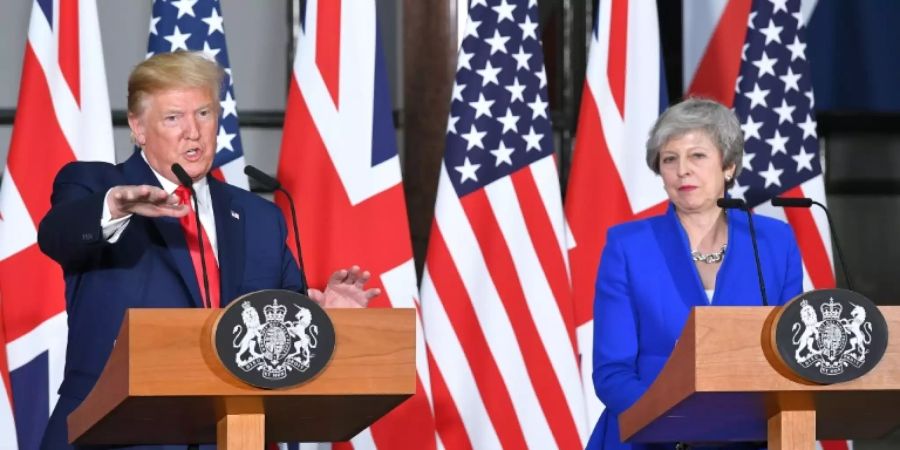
xmin=127 ymin=51 xmax=224 ymax=116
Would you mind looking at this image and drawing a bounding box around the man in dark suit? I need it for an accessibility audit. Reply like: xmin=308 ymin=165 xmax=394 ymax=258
xmin=37 ymin=51 xmax=378 ymax=449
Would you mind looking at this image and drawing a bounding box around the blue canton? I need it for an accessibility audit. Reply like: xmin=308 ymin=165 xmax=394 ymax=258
xmin=731 ymin=0 xmax=821 ymax=208
xmin=445 ymin=0 xmax=552 ymax=197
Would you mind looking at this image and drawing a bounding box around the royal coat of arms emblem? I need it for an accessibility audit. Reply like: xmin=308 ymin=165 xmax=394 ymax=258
xmin=214 ymin=289 xmax=335 ymax=389
xmin=232 ymin=299 xmax=320 ymax=380
xmin=773 ymin=289 xmax=887 ymax=384
xmin=792 ymin=298 xmax=871 ymax=375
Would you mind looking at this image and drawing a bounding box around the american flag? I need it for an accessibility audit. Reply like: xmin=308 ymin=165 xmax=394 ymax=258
xmin=686 ymin=1 xmax=844 ymax=449
xmin=420 ymin=0 xmax=587 ymax=448
xmin=564 ymin=0 xmax=668 ymax=427
xmin=275 ymin=1 xmax=436 ymax=449
xmin=147 ymin=0 xmax=248 ymax=188
xmin=0 ymin=0 xmax=115 ymax=448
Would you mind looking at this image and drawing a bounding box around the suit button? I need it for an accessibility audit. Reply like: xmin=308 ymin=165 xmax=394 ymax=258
xmin=82 ymin=233 xmax=94 ymax=240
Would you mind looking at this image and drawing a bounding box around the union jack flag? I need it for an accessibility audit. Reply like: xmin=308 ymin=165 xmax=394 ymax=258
xmin=147 ymin=0 xmax=248 ymax=188
xmin=0 ymin=0 xmax=114 ymax=448
xmin=420 ymin=0 xmax=587 ymax=448
xmin=275 ymin=1 xmax=436 ymax=449
xmin=565 ymin=0 xmax=668 ymax=427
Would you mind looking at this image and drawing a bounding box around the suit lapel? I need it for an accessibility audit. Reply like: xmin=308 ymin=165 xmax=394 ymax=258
xmin=713 ymin=208 xmax=750 ymax=306
xmin=121 ymin=153 xmax=204 ymax=307
xmin=209 ymin=178 xmax=245 ymax=307
xmin=651 ymin=204 xmax=708 ymax=310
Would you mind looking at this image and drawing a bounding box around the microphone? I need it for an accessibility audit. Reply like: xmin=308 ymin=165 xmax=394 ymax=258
xmin=172 ymin=163 xmax=212 ymax=308
xmin=243 ymin=165 xmax=309 ymax=294
xmin=717 ymin=198 xmax=769 ymax=306
xmin=772 ymin=196 xmax=853 ymax=290
xmin=771 ymin=197 xmax=813 ymax=208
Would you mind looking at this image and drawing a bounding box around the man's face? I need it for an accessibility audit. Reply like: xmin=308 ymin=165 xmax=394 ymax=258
xmin=128 ymin=87 xmax=218 ymax=184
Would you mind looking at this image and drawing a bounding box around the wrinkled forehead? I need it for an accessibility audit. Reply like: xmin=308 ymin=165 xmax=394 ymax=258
xmin=133 ymin=84 xmax=218 ymax=114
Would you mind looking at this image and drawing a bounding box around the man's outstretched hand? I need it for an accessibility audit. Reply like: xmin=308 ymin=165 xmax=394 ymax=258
xmin=107 ymin=185 xmax=189 ymax=219
xmin=308 ymin=265 xmax=380 ymax=308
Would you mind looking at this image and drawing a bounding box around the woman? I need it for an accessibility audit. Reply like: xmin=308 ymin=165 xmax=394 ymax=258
xmin=585 ymin=98 xmax=803 ymax=450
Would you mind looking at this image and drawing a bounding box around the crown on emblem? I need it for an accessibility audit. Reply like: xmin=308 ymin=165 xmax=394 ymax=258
xmin=264 ymin=299 xmax=287 ymax=322
xmin=820 ymin=298 xmax=843 ymax=320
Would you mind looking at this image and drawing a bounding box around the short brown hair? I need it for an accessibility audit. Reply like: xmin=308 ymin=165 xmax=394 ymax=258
xmin=127 ymin=51 xmax=224 ymax=116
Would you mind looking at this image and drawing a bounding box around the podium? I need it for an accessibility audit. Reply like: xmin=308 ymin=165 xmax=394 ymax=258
xmin=67 ymin=308 xmax=416 ymax=449
xmin=619 ymin=306 xmax=900 ymax=450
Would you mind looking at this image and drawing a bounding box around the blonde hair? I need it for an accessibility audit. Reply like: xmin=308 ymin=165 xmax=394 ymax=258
xmin=127 ymin=51 xmax=224 ymax=116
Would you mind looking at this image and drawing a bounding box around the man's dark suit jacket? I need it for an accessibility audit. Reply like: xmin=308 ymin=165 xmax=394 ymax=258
xmin=37 ymin=152 xmax=304 ymax=449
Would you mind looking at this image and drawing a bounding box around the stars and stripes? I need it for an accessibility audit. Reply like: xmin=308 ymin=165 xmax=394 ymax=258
xmin=0 ymin=0 xmax=115 ymax=447
xmin=275 ymin=1 xmax=436 ymax=449
xmin=421 ymin=0 xmax=587 ymax=448
xmin=730 ymin=0 xmax=822 ymax=208
xmin=147 ymin=0 xmax=248 ymax=188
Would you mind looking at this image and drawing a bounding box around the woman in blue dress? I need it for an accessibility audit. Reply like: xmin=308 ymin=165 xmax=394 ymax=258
xmin=585 ymin=98 xmax=803 ymax=450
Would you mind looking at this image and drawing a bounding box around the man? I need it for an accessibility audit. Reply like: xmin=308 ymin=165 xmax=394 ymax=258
xmin=37 ymin=51 xmax=378 ymax=449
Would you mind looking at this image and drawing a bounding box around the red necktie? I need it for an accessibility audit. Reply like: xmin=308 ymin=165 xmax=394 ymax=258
xmin=175 ymin=186 xmax=221 ymax=308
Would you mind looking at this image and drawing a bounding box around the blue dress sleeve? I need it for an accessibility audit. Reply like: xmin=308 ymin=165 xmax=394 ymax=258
xmin=780 ymin=222 xmax=804 ymax=303
xmin=592 ymin=229 xmax=649 ymax=415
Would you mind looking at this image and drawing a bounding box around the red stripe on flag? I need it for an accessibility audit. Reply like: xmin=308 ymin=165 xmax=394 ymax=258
xmin=566 ymin=84 xmax=667 ymax=327
xmin=427 ymin=346 xmax=474 ymax=450
xmin=686 ymin=0 xmax=751 ymax=106
xmin=426 ymin=225 xmax=528 ymax=450
xmin=59 ymin=0 xmax=80 ymax=106
xmin=460 ymin=190 xmax=582 ymax=449
xmin=316 ymin=0 xmax=341 ymax=106
xmin=512 ymin=168 xmax=576 ymax=350
xmin=0 ymin=246 xmax=66 ymax=340
xmin=820 ymin=440 xmax=851 ymax=450
xmin=7 ymin=44 xmax=77 ymax=228
xmin=780 ymin=186 xmax=836 ymax=288
xmin=607 ymin=0 xmax=628 ymax=116
xmin=209 ymin=167 xmax=225 ymax=183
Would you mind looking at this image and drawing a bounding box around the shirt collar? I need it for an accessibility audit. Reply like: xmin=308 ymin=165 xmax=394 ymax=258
xmin=140 ymin=151 xmax=210 ymax=200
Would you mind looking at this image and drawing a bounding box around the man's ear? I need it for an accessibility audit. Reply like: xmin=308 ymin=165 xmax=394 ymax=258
xmin=127 ymin=113 xmax=146 ymax=146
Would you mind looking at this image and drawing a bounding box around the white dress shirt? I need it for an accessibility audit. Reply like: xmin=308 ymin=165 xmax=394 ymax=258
xmin=100 ymin=153 xmax=219 ymax=263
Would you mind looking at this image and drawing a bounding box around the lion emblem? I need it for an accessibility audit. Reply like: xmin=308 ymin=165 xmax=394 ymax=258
xmin=792 ymin=300 xmax=821 ymax=364
xmin=232 ymin=301 xmax=263 ymax=367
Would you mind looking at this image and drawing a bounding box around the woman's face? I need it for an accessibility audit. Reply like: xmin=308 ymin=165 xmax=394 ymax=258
xmin=658 ymin=130 xmax=735 ymax=214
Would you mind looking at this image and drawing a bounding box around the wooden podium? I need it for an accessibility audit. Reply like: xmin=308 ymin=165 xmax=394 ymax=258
xmin=67 ymin=308 xmax=416 ymax=449
xmin=619 ymin=306 xmax=900 ymax=450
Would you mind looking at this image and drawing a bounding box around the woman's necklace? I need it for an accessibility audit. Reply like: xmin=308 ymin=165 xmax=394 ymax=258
xmin=692 ymin=244 xmax=727 ymax=264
